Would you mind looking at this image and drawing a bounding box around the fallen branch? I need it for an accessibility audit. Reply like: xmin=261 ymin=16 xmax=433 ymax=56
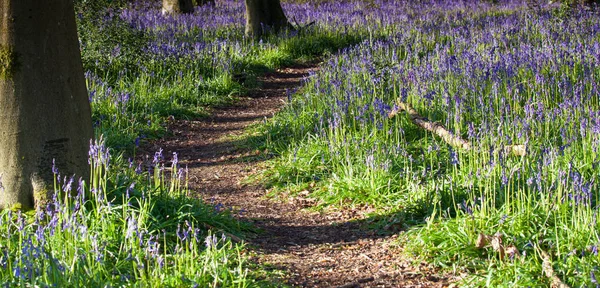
xmin=539 ymin=248 xmax=570 ymax=288
xmin=388 ymin=101 xmax=526 ymax=157
xmin=389 ymin=101 xmax=472 ymax=150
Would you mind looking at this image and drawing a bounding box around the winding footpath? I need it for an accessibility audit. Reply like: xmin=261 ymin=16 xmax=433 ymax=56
xmin=143 ymin=63 xmax=455 ymax=287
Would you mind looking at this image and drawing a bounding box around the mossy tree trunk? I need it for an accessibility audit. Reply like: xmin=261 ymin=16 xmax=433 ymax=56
xmin=0 ymin=0 xmax=93 ymax=209
xmin=245 ymin=0 xmax=292 ymax=38
xmin=162 ymin=0 xmax=194 ymax=14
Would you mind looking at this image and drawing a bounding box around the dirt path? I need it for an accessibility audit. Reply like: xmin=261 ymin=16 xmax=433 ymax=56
xmin=142 ymin=64 xmax=455 ymax=287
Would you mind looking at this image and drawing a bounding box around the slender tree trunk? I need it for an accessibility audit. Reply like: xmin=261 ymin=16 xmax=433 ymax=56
xmin=0 ymin=0 xmax=93 ymax=209
xmin=162 ymin=0 xmax=194 ymax=15
xmin=245 ymin=0 xmax=292 ymax=38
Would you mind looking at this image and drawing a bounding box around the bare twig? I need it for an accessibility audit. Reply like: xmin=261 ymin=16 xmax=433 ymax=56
xmin=388 ymin=101 xmax=526 ymax=156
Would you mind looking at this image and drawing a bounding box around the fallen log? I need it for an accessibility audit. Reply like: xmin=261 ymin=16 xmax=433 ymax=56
xmin=388 ymin=101 xmax=526 ymax=157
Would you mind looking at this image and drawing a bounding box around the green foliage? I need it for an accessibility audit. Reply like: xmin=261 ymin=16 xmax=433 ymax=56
xmin=0 ymin=138 xmax=259 ymax=286
xmin=53 ymin=0 xmax=377 ymax=285
xmin=76 ymin=0 xmax=367 ymax=152
xmin=249 ymin=1 xmax=600 ymax=286
xmin=0 ymin=0 xmax=373 ymax=285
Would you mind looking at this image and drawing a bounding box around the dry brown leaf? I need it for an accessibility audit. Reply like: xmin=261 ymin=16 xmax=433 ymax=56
xmin=475 ymin=233 xmax=489 ymax=249
xmin=491 ymin=234 xmax=503 ymax=251
xmin=505 ymin=245 xmax=520 ymax=259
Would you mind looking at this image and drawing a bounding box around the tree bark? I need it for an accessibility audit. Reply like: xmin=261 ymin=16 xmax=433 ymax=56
xmin=162 ymin=0 xmax=194 ymax=15
xmin=194 ymin=0 xmax=215 ymax=6
xmin=583 ymin=0 xmax=600 ymax=7
xmin=0 ymin=0 xmax=93 ymax=209
xmin=245 ymin=0 xmax=292 ymax=38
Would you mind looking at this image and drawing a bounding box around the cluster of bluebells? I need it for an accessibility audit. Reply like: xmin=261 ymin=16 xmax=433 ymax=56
xmin=283 ymin=0 xmax=600 ymax=201
xmin=74 ymin=0 xmax=600 ymax=285
xmin=0 ymin=139 xmax=241 ymax=286
xmin=264 ymin=1 xmax=600 ymax=285
xmin=86 ymin=0 xmax=463 ymax=151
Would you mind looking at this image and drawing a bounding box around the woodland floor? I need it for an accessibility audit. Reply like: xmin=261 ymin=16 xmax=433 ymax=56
xmin=140 ymin=63 xmax=458 ymax=287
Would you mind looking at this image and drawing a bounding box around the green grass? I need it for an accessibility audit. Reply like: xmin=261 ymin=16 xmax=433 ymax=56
xmin=0 ymin=138 xmax=258 ymax=286
xmin=1 ymin=0 xmax=370 ymax=286
xmin=11 ymin=0 xmax=600 ymax=286
xmin=249 ymin=1 xmax=600 ymax=286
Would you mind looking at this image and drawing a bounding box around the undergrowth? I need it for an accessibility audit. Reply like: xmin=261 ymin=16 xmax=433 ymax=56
xmin=2 ymin=0 xmax=369 ymax=286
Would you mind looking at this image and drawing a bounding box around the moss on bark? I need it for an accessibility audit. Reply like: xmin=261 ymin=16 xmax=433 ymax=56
xmin=0 ymin=44 xmax=18 ymax=79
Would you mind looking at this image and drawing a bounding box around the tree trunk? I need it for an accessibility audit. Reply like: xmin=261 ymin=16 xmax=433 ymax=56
xmin=0 ymin=0 xmax=93 ymax=209
xmin=162 ymin=0 xmax=194 ymax=15
xmin=583 ymin=0 xmax=600 ymax=7
xmin=245 ymin=0 xmax=292 ymax=38
xmin=194 ymin=0 xmax=215 ymax=6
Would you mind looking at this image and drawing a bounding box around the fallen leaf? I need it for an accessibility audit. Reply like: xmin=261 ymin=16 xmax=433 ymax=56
xmin=475 ymin=233 xmax=489 ymax=249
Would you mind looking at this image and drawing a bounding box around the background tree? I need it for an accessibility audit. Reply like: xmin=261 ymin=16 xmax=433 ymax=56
xmin=0 ymin=0 xmax=93 ymax=209
xmin=245 ymin=0 xmax=292 ymax=37
xmin=162 ymin=0 xmax=195 ymax=14
xmin=194 ymin=0 xmax=215 ymax=6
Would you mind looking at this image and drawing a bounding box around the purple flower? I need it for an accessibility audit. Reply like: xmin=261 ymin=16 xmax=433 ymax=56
xmin=172 ymin=152 xmax=179 ymax=167
xmin=52 ymin=159 xmax=59 ymax=175
xmin=499 ymin=215 xmax=508 ymax=224
xmin=126 ymin=182 xmax=135 ymax=199
xmin=449 ymin=148 xmax=459 ymax=165
xmin=62 ymin=176 xmax=74 ymax=193
xmin=135 ymin=163 xmax=143 ymax=175
xmin=125 ymin=216 xmax=137 ymax=239
xmin=373 ymin=98 xmax=391 ymax=116
xmin=204 ymin=234 xmax=218 ymax=249
xmin=460 ymin=200 xmax=473 ymax=216
xmin=153 ymin=148 xmax=163 ymax=165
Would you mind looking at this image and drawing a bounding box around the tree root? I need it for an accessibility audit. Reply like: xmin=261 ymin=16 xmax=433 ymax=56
xmin=388 ymin=101 xmax=526 ymax=157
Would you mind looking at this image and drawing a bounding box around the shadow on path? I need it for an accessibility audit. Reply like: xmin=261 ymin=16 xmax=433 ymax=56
xmin=139 ymin=63 xmax=455 ymax=288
